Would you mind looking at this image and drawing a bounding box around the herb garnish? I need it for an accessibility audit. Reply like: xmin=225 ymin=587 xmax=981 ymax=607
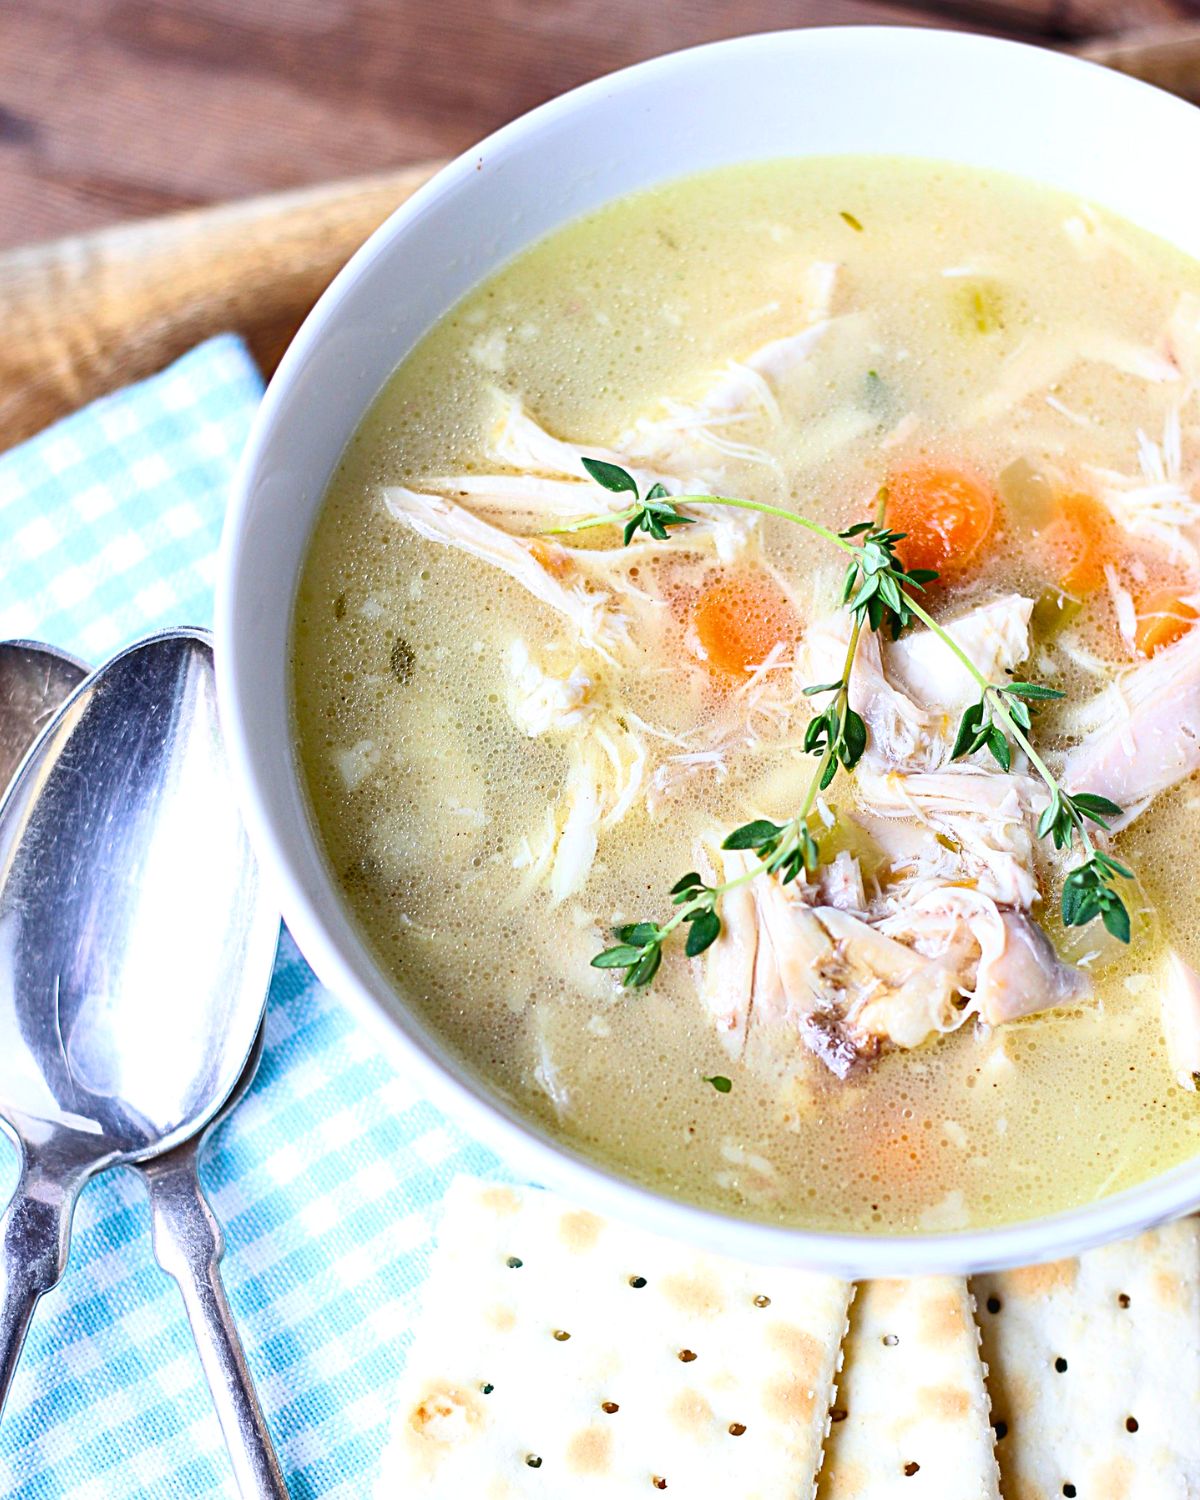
xmin=703 ymin=1075 xmax=733 ymax=1093
xmin=575 ymin=461 xmax=1134 ymax=983
xmin=579 ymin=458 xmax=695 ymax=544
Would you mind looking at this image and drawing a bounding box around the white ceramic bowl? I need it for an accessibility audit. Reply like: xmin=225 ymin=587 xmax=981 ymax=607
xmin=218 ymin=27 xmax=1200 ymax=1276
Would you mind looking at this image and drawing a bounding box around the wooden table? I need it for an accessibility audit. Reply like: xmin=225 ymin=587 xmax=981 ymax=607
xmin=4 ymin=0 xmax=1200 ymax=250
xmin=2 ymin=0 xmax=1199 ymax=451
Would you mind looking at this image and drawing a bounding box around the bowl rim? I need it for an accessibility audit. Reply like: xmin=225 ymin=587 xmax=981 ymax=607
xmin=217 ymin=24 xmax=1200 ymax=1275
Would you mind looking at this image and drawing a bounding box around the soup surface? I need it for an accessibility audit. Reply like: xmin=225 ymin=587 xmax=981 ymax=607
xmin=293 ymin=158 xmax=1200 ymax=1234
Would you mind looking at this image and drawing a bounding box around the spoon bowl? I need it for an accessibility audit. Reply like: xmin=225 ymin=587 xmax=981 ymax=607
xmin=0 ymin=641 xmax=86 ymax=791
xmin=0 ymin=630 xmax=278 ymax=1444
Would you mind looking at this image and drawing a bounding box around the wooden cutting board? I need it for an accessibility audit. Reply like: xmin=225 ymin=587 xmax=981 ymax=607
xmin=0 ymin=25 xmax=1198 ymax=454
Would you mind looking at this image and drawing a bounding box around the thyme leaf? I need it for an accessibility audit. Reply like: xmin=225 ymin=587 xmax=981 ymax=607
xmin=1061 ymin=853 xmax=1132 ymax=942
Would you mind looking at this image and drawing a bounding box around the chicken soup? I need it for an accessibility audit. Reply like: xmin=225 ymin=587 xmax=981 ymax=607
xmin=293 ymin=158 xmax=1200 ymax=1234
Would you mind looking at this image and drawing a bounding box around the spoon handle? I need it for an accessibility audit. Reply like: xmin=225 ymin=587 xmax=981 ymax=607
xmin=141 ymin=1152 xmax=288 ymax=1498
xmin=0 ymin=1156 xmax=84 ymax=1419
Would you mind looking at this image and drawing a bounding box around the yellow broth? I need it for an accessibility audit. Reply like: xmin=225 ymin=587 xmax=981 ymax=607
xmin=292 ymin=158 xmax=1200 ymax=1233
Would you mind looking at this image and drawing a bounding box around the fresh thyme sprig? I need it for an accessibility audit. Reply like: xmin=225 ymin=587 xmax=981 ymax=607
xmin=951 ymin=680 xmax=1066 ymax=773
xmin=1062 ymin=849 xmax=1134 ymax=943
xmin=571 ymin=459 xmax=1137 ymax=971
xmin=592 ymin=507 xmax=871 ymax=985
xmin=575 ymin=459 xmax=695 ymax=544
xmin=838 ymin=520 xmax=939 ymax=638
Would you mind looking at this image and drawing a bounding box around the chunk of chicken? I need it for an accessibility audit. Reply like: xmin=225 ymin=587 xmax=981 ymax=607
xmin=855 ymin=764 xmax=1043 ymax=909
xmin=818 ymin=849 xmax=866 ymax=913
xmin=700 ymin=861 xmax=968 ymax=1078
xmin=500 ymin=640 xmax=644 ymax=904
xmin=974 ymin=909 xmax=1093 ymax=1023
xmin=798 ymin=597 xmax=1034 ymax=772
xmin=700 ymin=843 xmax=1092 ymax=1080
xmin=814 ymin=906 xmax=966 ymax=1053
xmin=1060 ymin=625 xmax=1200 ymax=825
xmin=798 ymin=613 xmax=933 ymax=768
xmin=749 ymin=873 xmax=836 ymax=1033
xmin=1160 ymin=949 xmax=1200 ymax=1091
xmin=871 ymin=884 xmax=1092 ymax=1027
xmin=885 ymin=594 xmax=1033 ymax=713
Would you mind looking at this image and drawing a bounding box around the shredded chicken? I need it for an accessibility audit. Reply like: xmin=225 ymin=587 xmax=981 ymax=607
xmin=1060 ymin=624 xmax=1200 ymax=824
xmin=966 ymin=331 xmax=1179 ymax=426
xmin=544 ymin=725 xmax=646 ymax=903
xmin=618 ymin=262 xmax=841 ymax=480
xmin=1088 ymin=407 xmax=1200 ymax=566
xmin=504 ymin=640 xmax=592 ymax=737
xmin=1160 ymin=949 xmax=1200 ymax=1091
xmin=423 ymin=471 xmax=626 ymax=520
xmin=385 ymin=487 xmax=633 ymax=660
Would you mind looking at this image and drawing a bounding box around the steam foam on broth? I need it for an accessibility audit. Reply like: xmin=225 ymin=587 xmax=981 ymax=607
xmin=293 ymin=157 xmax=1200 ymax=1234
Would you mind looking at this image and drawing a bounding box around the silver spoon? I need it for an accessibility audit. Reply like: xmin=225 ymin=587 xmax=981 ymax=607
xmin=0 ymin=633 xmax=287 ymax=1497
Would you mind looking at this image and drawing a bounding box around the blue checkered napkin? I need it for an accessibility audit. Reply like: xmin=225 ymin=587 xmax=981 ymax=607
xmin=0 ymin=337 xmax=507 ymax=1499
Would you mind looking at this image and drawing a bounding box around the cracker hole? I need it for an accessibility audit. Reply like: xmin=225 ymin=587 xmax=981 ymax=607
xmin=601 ymin=1402 xmax=619 ymax=1414
xmin=904 ymin=1462 xmax=920 ymax=1476
xmin=1054 ymin=1357 xmax=1068 ymax=1373
xmin=1126 ymin=1416 xmax=1138 ymax=1433
xmin=993 ymin=1419 xmax=1008 ymax=1441
xmin=728 ymin=1422 xmax=747 ymax=1437
xmin=986 ymin=1295 xmax=1002 ymax=1314
xmin=830 ymin=1406 xmax=848 ymax=1424
xmin=506 ymin=1257 xmax=524 ymax=1269
xmin=752 ymin=1294 xmax=771 ymax=1308
xmin=525 ymin=1455 xmax=542 ymax=1469
xmin=629 ymin=1276 xmax=648 ymax=1289
xmin=1118 ymin=1292 xmax=1131 ymax=1308
xmin=678 ymin=1349 xmax=697 ymax=1363
xmin=882 ymin=1334 xmax=899 ymax=1347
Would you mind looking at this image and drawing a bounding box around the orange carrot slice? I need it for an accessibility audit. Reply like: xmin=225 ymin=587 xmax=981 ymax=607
xmin=885 ymin=466 xmax=996 ymax=578
xmin=1134 ymin=589 xmax=1198 ymax=656
xmin=1038 ymin=492 xmax=1112 ymax=595
xmin=691 ymin=571 xmax=799 ymax=677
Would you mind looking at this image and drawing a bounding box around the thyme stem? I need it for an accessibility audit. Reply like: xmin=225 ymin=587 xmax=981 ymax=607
xmin=552 ymin=493 xmax=857 ymax=556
